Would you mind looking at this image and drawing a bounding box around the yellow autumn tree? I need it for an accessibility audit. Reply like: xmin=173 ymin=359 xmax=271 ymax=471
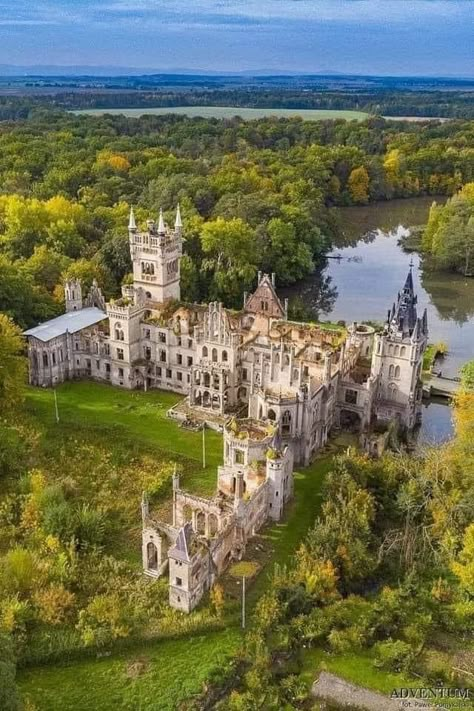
xmin=348 ymin=166 xmax=370 ymax=204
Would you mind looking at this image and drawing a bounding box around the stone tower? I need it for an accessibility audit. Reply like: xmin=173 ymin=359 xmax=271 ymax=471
xmin=129 ymin=206 xmax=184 ymax=303
xmin=372 ymin=265 xmax=428 ymax=430
xmin=64 ymin=279 xmax=83 ymax=312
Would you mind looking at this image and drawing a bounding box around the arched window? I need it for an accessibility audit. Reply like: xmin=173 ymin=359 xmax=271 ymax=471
xmin=222 ymin=350 xmax=228 ymax=362
xmin=394 ymin=345 xmax=400 ymax=356
xmin=388 ymin=383 xmax=398 ymax=401
xmin=282 ymin=410 xmax=292 ymax=435
xmin=147 ymin=542 xmax=158 ymax=570
xmin=212 ymin=348 xmax=218 ymax=363
xmin=202 ymin=346 xmax=208 ymax=358
xmin=389 ymin=364 xmax=394 ymax=378
xmin=388 ymin=344 xmax=393 ymax=354
xmin=395 ymin=365 xmax=401 ymax=379
xmin=400 ymin=346 xmax=406 ymax=357
xmin=267 ymin=409 xmax=276 ymax=421
xmin=115 ymin=323 xmax=124 ymax=341
xmin=196 ymin=511 xmax=206 ymax=535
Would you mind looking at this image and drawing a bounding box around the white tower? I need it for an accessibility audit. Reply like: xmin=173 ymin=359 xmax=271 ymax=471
xmin=64 ymin=279 xmax=83 ymax=312
xmin=372 ymin=265 xmax=428 ymax=429
xmin=129 ymin=206 xmax=184 ymax=303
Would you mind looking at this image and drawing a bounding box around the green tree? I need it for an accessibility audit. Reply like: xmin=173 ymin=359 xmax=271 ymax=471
xmin=201 ymin=217 xmax=257 ymax=305
xmin=0 ymin=314 xmax=26 ymax=412
xmin=0 ymin=634 xmax=20 ymax=711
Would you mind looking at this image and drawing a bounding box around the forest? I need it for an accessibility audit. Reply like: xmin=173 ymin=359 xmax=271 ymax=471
xmin=0 ymin=108 xmax=473 ymax=330
xmin=1 ymin=86 xmax=474 ymax=119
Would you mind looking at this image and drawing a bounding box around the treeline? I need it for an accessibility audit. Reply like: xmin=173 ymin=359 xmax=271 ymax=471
xmin=2 ymin=88 xmax=474 ymax=118
xmin=0 ymin=110 xmax=473 ymax=326
xmin=423 ymin=183 xmax=474 ymax=276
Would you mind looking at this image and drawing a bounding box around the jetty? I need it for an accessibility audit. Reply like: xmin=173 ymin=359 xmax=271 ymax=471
xmin=423 ymin=374 xmax=460 ymax=399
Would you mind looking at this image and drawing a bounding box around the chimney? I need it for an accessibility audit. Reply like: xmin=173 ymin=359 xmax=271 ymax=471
xmin=271 ymin=273 xmax=276 ymax=287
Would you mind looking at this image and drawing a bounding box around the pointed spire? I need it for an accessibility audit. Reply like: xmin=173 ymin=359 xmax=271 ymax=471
xmin=128 ymin=206 xmax=137 ymax=231
xmin=403 ymin=260 xmax=414 ymax=293
xmin=175 ymin=203 xmax=182 ymax=230
xmin=158 ymin=208 xmax=165 ymax=234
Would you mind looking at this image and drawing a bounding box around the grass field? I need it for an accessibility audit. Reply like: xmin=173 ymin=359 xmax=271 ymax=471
xmin=24 ymin=381 xmax=222 ymax=495
xmin=17 ymin=381 xmax=332 ymax=710
xmin=73 ymin=106 xmax=369 ymax=121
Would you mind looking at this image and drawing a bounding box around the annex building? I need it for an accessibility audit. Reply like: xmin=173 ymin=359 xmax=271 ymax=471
xmin=24 ymin=207 xmax=428 ymax=611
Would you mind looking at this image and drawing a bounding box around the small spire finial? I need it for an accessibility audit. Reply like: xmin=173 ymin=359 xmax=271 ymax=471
xmin=129 ymin=206 xmax=137 ymax=231
xmin=175 ymin=203 xmax=182 ymax=230
xmin=158 ymin=208 xmax=165 ymax=234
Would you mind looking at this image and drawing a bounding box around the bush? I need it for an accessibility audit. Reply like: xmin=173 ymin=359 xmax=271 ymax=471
xmin=0 ymin=633 xmax=20 ymax=711
xmin=373 ymin=639 xmax=415 ymax=673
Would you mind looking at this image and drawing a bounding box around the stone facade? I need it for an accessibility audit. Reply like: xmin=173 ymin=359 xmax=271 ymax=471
xmin=24 ymin=207 xmax=429 ymax=610
xmin=143 ymin=419 xmax=293 ymax=612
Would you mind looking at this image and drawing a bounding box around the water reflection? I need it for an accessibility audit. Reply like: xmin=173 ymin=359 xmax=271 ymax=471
xmin=285 ymin=196 xmax=469 ymax=444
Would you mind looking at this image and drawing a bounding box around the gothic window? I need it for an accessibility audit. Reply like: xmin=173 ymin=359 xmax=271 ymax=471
xmin=208 ymin=514 xmax=218 ymax=537
xmin=115 ymin=323 xmax=124 ymax=341
xmin=52 ymin=351 xmax=56 ymax=366
xmin=400 ymin=346 xmax=406 ymax=357
xmin=389 ymin=364 xmax=395 ymax=378
xmin=222 ymin=350 xmax=228 ymax=362
xmin=267 ymin=409 xmax=276 ymax=421
xmin=389 ymin=344 xmax=393 ymax=354
xmin=394 ymin=345 xmax=400 ymax=356
xmin=147 ymin=542 xmax=158 ymax=570
xmin=235 ymin=450 xmax=244 ymax=465
xmin=204 ymin=373 xmax=211 ymax=387
xmin=388 ymin=383 xmax=398 ymax=400
xmin=345 ymin=389 xmax=358 ymax=405
xmin=395 ymin=365 xmax=401 ymax=379
xmin=196 ymin=511 xmax=206 ymax=534
xmin=42 ymin=352 xmax=48 ymax=367
xmin=212 ymin=348 xmax=218 ymax=363
xmin=281 ymin=410 xmax=292 ymax=435
xmin=202 ymin=346 xmax=208 ymax=358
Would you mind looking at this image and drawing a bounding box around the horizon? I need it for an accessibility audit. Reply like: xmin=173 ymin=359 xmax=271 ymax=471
xmin=0 ymin=1 xmax=472 ymax=78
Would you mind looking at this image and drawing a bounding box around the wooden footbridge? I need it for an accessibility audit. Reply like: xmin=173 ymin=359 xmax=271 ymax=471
xmin=423 ymin=374 xmax=460 ymax=399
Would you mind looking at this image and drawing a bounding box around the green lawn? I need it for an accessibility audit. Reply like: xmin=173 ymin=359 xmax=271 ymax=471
xmin=18 ymin=382 xmax=332 ymax=710
xmin=73 ymin=106 xmax=369 ymax=121
xmin=24 ymin=381 xmax=222 ymax=495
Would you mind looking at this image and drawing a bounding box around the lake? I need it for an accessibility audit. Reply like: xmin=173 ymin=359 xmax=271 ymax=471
xmin=286 ymin=197 xmax=473 ymax=444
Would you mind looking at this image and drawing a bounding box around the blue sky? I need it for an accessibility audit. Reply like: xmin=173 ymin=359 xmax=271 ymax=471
xmin=0 ymin=1 xmax=472 ymax=76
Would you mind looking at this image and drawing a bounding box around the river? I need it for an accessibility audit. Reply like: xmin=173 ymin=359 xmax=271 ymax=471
xmin=285 ymin=197 xmax=474 ymax=444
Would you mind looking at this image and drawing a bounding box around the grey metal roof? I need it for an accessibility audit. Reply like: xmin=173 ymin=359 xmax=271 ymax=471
xmin=24 ymin=307 xmax=107 ymax=343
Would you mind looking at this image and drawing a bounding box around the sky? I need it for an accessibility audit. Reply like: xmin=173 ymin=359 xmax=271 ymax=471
xmin=0 ymin=0 xmax=473 ymax=77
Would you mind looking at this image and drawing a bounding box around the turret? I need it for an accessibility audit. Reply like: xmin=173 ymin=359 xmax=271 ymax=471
xmin=65 ymin=279 xmax=83 ymax=312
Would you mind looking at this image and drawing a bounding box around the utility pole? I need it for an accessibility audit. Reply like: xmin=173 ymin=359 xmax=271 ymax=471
xmin=202 ymin=423 xmax=206 ymax=469
xmin=53 ymin=388 xmax=59 ymax=423
xmin=242 ymin=575 xmax=246 ymax=629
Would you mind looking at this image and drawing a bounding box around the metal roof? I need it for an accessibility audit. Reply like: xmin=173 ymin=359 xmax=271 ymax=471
xmin=24 ymin=307 xmax=107 ymax=343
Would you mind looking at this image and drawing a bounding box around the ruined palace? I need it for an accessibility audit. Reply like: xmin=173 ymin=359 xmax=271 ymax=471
xmin=24 ymin=207 xmax=428 ymax=610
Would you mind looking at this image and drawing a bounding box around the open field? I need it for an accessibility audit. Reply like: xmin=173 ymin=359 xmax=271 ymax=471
xmin=73 ymin=105 xmax=370 ymax=120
